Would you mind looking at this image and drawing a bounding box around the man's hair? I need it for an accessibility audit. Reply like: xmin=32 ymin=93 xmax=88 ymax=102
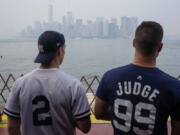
xmin=134 ymin=21 xmax=163 ymax=56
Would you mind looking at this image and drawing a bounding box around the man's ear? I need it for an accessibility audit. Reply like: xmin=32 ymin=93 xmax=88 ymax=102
xmin=56 ymin=47 xmax=61 ymax=56
xmin=133 ymin=39 xmax=136 ymax=48
xmin=158 ymin=43 xmax=163 ymax=52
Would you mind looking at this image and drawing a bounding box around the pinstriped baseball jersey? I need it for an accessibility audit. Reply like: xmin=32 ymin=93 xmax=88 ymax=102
xmin=4 ymin=68 xmax=90 ymax=135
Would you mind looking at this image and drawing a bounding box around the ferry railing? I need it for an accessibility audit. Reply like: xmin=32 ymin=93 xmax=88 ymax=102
xmin=80 ymin=75 xmax=100 ymax=114
xmin=0 ymin=73 xmax=15 ymax=103
xmin=0 ymin=73 xmax=180 ymax=113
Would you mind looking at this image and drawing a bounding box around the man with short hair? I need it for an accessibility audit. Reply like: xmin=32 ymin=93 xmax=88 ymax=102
xmin=95 ymin=21 xmax=180 ymax=135
xmin=4 ymin=31 xmax=91 ymax=135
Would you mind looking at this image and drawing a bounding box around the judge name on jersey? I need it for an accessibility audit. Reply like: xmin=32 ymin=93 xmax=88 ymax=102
xmin=116 ymin=81 xmax=160 ymax=102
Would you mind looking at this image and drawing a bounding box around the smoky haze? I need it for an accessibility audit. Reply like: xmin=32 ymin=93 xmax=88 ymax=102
xmin=0 ymin=0 xmax=180 ymax=38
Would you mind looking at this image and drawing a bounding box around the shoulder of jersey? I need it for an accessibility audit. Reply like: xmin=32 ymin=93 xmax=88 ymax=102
xmin=157 ymin=69 xmax=180 ymax=84
xmin=14 ymin=70 xmax=36 ymax=84
xmin=152 ymin=69 xmax=180 ymax=98
xmin=58 ymin=70 xmax=80 ymax=83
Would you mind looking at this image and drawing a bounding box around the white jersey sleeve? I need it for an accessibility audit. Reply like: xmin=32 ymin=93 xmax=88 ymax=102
xmin=3 ymin=79 xmax=21 ymax=119
xmin=71 ymin=81 xmax=90 ymax=120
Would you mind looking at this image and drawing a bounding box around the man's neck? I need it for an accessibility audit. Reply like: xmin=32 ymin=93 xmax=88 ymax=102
xmin=133 ymin=53 xmax=156 ymax=68
xmin=40 ymin=60 xmax=60 ymax=69
xmin=40 ymin=65 xmax=59 ymax=69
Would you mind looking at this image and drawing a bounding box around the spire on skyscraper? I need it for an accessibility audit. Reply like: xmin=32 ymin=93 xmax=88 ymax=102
xmin=48 ymin=3 xmax=54 ymax=24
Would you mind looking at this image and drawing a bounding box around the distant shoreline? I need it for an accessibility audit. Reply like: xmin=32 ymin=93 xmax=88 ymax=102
xmin=0 ymin=37 xmax=128 ymax=43
xmin=0 ymin=37 xmax=179 ymax=43
xmin=0 ymin=38 xmax=37 ymax=43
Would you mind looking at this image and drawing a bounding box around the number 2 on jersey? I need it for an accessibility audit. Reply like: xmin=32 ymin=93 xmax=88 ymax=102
xmin=113 ymin=99 xmax=156 ymax=135
xmin=32 ymin=96 xmax=52 ymax=126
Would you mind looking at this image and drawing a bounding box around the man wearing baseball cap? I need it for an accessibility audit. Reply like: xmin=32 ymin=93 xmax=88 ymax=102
xmin=4 ymin=31 xmax=91 ymax=135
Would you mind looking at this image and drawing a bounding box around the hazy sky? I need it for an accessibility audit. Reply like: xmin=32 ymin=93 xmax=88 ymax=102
xmin=0 ymin=0 xmax=180 ymax=37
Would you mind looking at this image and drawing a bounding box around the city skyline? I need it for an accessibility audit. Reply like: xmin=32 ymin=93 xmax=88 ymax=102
xmin=21 ymin=5 xmax=138 ymax=39
xmin=0 ymin=0 xmax=180 ymax=38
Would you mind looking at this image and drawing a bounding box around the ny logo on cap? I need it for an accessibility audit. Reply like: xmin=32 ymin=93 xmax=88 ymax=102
xmin=38 ymin=45 xmax=44 ymax=53
xmin=56 ymin=42 xmax=61 ymax=47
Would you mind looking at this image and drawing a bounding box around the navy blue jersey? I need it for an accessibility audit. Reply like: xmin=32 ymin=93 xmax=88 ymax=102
xmin=96 ymin=64 xmax=180 ymax=135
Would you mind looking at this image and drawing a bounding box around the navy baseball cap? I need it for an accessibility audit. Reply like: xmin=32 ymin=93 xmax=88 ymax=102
xmin=34 ymin=31 xmax=65 ymax=64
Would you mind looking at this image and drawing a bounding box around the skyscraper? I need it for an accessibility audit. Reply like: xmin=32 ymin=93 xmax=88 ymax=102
xmin=48 ymin=4 xmax=54 ymax=24
xmin=103 ymin=20 xmax=109 ymax=37
xmin=120 ymin=16 xmax=138 ymax=38
xmin=95 ymin=17 xmax=104 ymax=37
xmin=67 ymin=12 xmax=74 ymax=26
